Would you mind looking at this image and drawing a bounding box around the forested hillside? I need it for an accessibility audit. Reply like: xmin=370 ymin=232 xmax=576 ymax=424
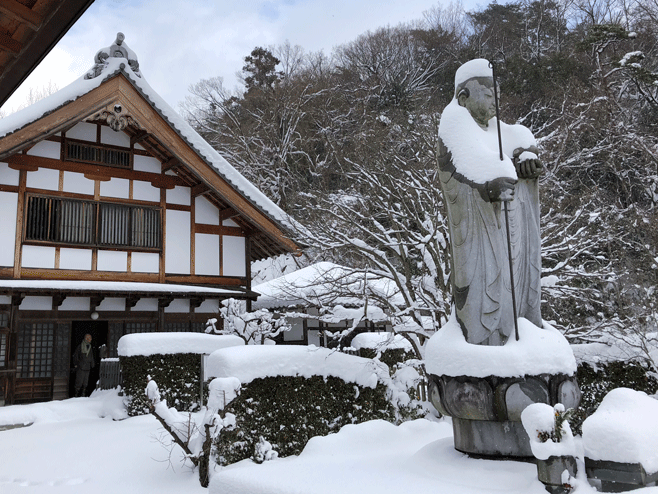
xmin=183 ymin=0 xmax=658 ymax=364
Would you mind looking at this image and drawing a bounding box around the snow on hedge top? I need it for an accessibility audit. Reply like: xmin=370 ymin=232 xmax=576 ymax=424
xmin=350 ymin=332 xmax=412 ymax=352
xmin=582 ymin=388 xmax=658 ymax=473
xmin=425 ymin=313 xmax=576 ymax=378
xmin=0 ymin=34 xmax=292 ymax=230
xmin=253 ymin=262 xmax=402 ymax=309
xmin=206 ymin=345 xmax=388 ymax=389
xmin=118 ymin=333 xmax=244 ymax=357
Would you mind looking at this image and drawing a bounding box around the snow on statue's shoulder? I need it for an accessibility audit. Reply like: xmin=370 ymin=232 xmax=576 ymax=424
xmin=425 ymin=314 xmax=576 ymax=378
xmin=582 ymin=387 xmax=658 ymax=474
xmin=206 ymin=345 xmax=388 ymax=389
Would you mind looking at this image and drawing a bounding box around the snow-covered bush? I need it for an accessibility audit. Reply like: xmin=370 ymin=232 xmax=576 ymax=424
xmin=521 ymin=403 xmax=576 ymax=460
xmin=214 ymin=374 xmax=394 ymax=465
xmin=206 ymin=298 xmax=290 ymax=344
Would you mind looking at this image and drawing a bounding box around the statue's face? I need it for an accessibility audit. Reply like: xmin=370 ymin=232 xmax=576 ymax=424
xmin=460 ymin=78 xmax=497 ymax=126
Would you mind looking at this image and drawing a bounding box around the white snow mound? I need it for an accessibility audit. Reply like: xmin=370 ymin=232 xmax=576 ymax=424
xmin=117 ymin=332 xmax=244 ymax=357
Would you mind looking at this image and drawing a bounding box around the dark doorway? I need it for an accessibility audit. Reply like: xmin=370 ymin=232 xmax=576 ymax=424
xmin=69 ymin=321 xmax=108 ymax=397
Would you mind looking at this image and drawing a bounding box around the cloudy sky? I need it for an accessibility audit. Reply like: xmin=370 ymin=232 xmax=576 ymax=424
xmin=3 ymin=0 xmax=481 ymax=115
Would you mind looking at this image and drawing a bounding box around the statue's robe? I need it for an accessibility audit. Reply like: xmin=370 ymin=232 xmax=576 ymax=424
xmin=437 ymin=101 xmax=542 ymax=345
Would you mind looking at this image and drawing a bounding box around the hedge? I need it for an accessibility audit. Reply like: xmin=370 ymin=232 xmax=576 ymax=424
xmin=120 ymin=353 xmax=202 ymax=416
xmin=215 ymin=375 xmax=395 ymax=465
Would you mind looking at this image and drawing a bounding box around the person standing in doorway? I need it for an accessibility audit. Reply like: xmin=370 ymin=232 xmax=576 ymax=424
xmin=73 ymin=334 xmax=95 ymax=397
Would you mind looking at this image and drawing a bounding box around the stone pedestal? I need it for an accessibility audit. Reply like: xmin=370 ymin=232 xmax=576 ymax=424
xmin=537 ymin=455 xmax=578 ymax=494
xmin=429 ymin=373 xmax=581 ymax=459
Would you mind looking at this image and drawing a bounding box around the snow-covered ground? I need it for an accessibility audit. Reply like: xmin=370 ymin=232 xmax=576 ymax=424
xmin=1 ymin=390 xmax=657 ymax=494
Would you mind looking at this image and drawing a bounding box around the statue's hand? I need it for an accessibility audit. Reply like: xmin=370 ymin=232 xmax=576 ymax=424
xmin=513 ymin=148 xmax=543 ymax=179
xmin=486 ymin=177 xmax=517 ymax=202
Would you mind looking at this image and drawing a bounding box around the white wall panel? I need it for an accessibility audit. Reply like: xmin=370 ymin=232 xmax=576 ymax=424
xmin=60 ymin=248 xmax=92 ymax=270
xmin=165 ymin=299 xmax=190 ymax=313
xmin=26 ymin=167 xmax=59 ymax=191
xmin=0 ymin=162 xmax=19 ymax=186
xmin=100 ymin=177 xmax=130 ymax=199
xmin=26 ymin=140 xmax=60 ymax=159
xmin=20 ymin=296 xmax=53 ymax=310
xmin=195 ymin=196 xmax=219 ymax=225
xmin=63 ymin=172 xmax=95 ymax=195
xmin=97 ymin=298 xmax=125 ymax=311
xmin=0 ymin=192 xmax=17 ymax=266
xmin=165 ymin=210 xmax=190 ymax=274
xmin=66 ymin=122 xmax=96 ymax=141
xmin=134 ymin=143 xmax=145 ymax=151
xmin=131 ymin=298 xmax=158 ymax=311
xmin=222 ymin=236 xmax=246 ymax=277
xmin=100 ymin=126 xmax=130 ymax=147
xmin=22 ymin=245 xmax=55 ymax=268
xmin=133 ymin=155 xmax=161 ymax=173
xmin=195 ymin=299 xmax=219 ymax=313
xmin=195 ymin=233 xmax=220 ymax=275
xmin=97 ymin=250 xmax=128 ymax=272
xmin=0 ymin=296 xmax=10 ymax=304
xmin=131 ymin=252 xmax=160 ymax=273
xmin=60 ymin=297 xmax=90 ymax=311
xmin=167 ymin=186 xmax=191 ymax=206
xmin=132 ymin=180 xmax=160 ymax=202
xmin=223 ymin=218 xmax=239 ymax=227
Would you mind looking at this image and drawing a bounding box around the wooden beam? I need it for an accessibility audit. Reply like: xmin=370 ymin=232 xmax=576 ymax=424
xmin=0 ymin=1 xmax=44 ymax=31
xmin=0 ymin=33 xmax=22 ymax=55
xmin=126 ymin=295 xmax=141 ymax=308
xmin=190 ymin=297 xmax=205 ymax=311
xmin=158 ymin=296 xmax=174 ymax=309
xmin=161 ymin=157 xmax=179 ymax=172
xmin=191 ymin=183 xmax=210 ymax=197
xmin=91 ymin=295 xmax=105 ymax=310
xmin=130 ymin=130 xmax=149 ymax=146
xmin=219 ymin=207 xmax=238 ymax=222
xmin=53 ymin=294 xmax=67 ymax=308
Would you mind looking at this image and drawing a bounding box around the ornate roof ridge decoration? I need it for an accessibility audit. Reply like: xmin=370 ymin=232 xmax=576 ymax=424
xmin=89 ymin=103 xmax=140 ymax=132
xmin=85 ymin=32 xmax=141 ymax=80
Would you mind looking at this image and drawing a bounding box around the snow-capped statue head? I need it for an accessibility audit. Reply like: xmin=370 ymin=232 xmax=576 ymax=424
xmin=85 ymin=32 xmax=141 ymax=80
xmin=454 ymin=58 xmax=496 ymax=127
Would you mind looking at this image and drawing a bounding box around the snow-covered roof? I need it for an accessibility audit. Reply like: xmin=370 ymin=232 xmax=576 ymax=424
xmin=117 ymin=333 xmax=244 ymax=357
xmin=0 ymin=33 xmax=293 ymax=234
xmin=252 ymin=262 xmax=402 ymax=310
xmin=206 ymin=345 xmax=389 ymax=389
xmin=0 ymin=279 xmax=245 ymax=297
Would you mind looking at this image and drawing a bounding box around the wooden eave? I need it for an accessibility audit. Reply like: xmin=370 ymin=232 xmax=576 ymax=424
xmin=0 ymin=0 xmax=97 ymax=108
xmin=0 ymin=71 xmax=298 ymax=261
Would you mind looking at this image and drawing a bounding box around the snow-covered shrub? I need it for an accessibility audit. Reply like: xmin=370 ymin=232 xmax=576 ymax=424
xmin=120 ymin=353 xmax=201 ymax=416
xmin=207 ymin=298 xmax=289 ymax=344
xmin=521 ymin=403 xmax=576 ymax=459
xmin=571 ymin=360 xmax=658 ymax=434
xmin=214 ymin=375 xmax=394 ymax=465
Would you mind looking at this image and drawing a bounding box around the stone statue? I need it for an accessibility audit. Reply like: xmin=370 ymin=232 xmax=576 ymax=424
xmin=85 ymin=32 xmax=141 ymax=80
xmin=437 ymin=59 xmax=543 ymax=345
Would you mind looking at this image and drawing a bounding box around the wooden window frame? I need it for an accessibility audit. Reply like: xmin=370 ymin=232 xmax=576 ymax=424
xmin=23 ymin=193 xmax=163 ymax=252
xmin=63 ymin=138 xmax=133 ymax=170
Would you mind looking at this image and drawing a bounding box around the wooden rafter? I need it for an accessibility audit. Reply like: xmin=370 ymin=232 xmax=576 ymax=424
xmin=0 ymin=1 xmax=44 ymax=31
xmin=0 ymin=33 xmax=22 ymax=54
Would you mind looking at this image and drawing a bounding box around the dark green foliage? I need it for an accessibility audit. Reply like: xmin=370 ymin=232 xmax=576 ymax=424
xmin=571 ymin=361 xmax=658 ymax=435
xmin=120 ymin=353 xmax=201 ymax=416
xmin=215 ymin=375 xmax=395 ymax=465
xmin=358 ymin=348 xmax=415 ymax=371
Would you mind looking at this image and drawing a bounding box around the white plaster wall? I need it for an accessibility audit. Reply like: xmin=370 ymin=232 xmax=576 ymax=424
xmin=165 ymin=209 xmax=190 ymax=274
xmin=133 ymin=155 xmax=161 ymax=173
xmin=284 ymin=320 xmax=304 ymax=341
xmin=97 ymin=250 xmax=128 ymax=272
xmin=195 ymin=234 xmax=220 ymax=276
xmin=59 ymin=248 xmax=92 ymax=270
xmin=59 ymin=297 xmax=90 ymax=311
xmin=131 ymin=298 xmax=158 ymax=311
xmin=22 ymin=245 xmax=55 ymax=268
xmin=100 ymin=127 xmax=130 ymax=148
xmin=26 ymin=167 xmax=59 ymax=191
xmin=67 ymin=122 xmax=96 ymax=141
xmin=97 ymin=298 xmax=125 ymax=311
xmin=100 ymin=177 xmax=130 ymax=199
xmin=222 ymin=236 xmax=246 ymax=277
xmin=0 ymin=162 xmax=20 ymax=186
xmin=165 ymin=299 xmax=190 ymax=313
xmin=132 ymin=180 xmax=160 ymax=202
xmin=134 ymin=143 xmax=145 ymax=151
xmin=131 ymin=252 xmax=160 ymax=273
xmin=195 ymin=299 xmax=219 ymax=313
xmin=167 ymin=186 xmax=191 ymax=206
xmin=63 ymin=172 xmax=95 ymax=196
xmin=195 ymin=196 xmax=219 ymax=225
xmin=26 ymin=141 xmax=60 ymax=159
xmin=0 ymin=192 xmax=17 ymax=266
xmin=20 ymin=296 xmax=53 ymax=310
xmin=223 ymin=218 xmax=239 ymax=227
xmin=307 ymin=329 xmax=321 ymax=347
xmin=0 ymin=295 xmax=10 ymax=304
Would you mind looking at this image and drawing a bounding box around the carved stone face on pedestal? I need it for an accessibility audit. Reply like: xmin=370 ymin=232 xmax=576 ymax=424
xmin=457 ymin=77 xmax=497 ymax=128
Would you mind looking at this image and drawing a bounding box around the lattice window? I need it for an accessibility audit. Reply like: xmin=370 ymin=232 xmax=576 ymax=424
xmin=65 ymin=140 xmax=131 ymax=169
xmin=17 ymin=323 xmax=54 ymax=378
xmin=0 ymin=333 xmax=7 ymax=368
xmin=191 ymin=322 xmax=207 ymax=333
xmin=165 ymin=322 xmax=190 ymax=333
xmin=125 ymin=322 xmax=157 ymax=334
xmin=107 ymin=322 xmax=124 ymax=358
xmin=0 ymin=312 xmax=8 ymax=328
xmin=53 ymin=324 xmax=70 ymax=378
xmin=25 ymin=195 xmax=161 ymax=250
